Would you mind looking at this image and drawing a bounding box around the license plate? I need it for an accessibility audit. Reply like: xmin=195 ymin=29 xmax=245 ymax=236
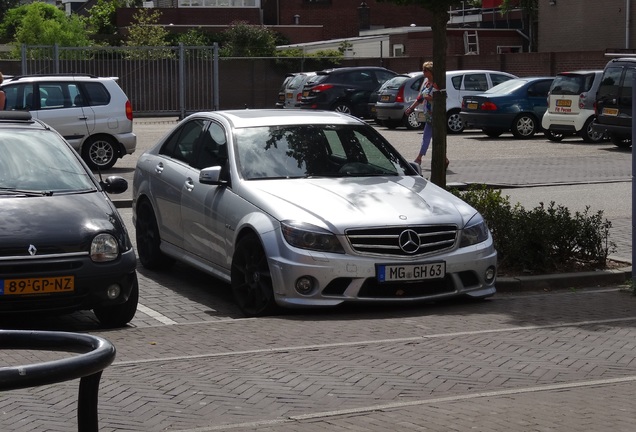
xmin=303 ymin=90 xmax=310 ymax=97
xmin=380 ymin=95 xmax=390 ymax=102
xmin=1 ymin=276 xmax=75 ymax=295
xmin=556 ymin=99 xmax=571 ymax=107
xmin=286 ymin=92 xmax=293 ymax=99
xmin=278 ymin=94 xmax=285 ymax=101
xmin=377 ymin=262 xmax=445 ymax=283
xmin=467 ymin=102 xmax=478 ymax=110
xmin=603 ymin=107 xmax=619 ymax=116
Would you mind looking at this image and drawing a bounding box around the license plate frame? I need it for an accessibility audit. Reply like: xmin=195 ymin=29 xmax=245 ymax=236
xmin=467 ymin=102 xmax=478 ymax=110
xmin=376 ymin=262 xmax=446 ymax=283
xmin=603 ymin=107 xmax=619 ymax=116
xmin=555 ymin=99 xmax=572 ymax=107
xmin=380 ymin=95 xmax=390 ymax=102
xmin=1 ymin=276 xmax=75 ymax=295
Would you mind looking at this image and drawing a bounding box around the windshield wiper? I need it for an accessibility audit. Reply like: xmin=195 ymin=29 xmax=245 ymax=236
xmin=0 ymin=187 xmax=54 ymax=197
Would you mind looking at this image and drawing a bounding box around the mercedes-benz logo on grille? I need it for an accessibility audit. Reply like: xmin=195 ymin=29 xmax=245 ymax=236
xmin=398 ymin=229 xmax=420 ymax=254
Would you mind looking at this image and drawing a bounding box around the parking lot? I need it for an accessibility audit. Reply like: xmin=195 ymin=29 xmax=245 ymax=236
xmin=1 ymin=118 xmax=634 ymax=431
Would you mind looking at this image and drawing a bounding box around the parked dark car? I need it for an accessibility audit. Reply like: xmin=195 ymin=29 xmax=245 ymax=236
xmin=460 ymin=77 xmax=554 ymax=139
xmin=593 ymin=57 xmax=636 ymax=148
xmin=299 ymin=66 xmax=397 ymax=118
xmin=0 ymin=111 xmax=138 ymax=327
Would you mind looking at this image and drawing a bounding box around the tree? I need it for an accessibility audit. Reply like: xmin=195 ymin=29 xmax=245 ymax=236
xmin=218 ymin=21 xmax=277 ymax=57
xmin=0 ymin=2 xmax=90 ymax=47
xmin=123 ymin=8 xmax=170 ymax=58
xmin=87 ymin=0 xmax=123 ymax=36
xmin=377 ymin=0 xmax=462 ymax=188
xmin=500 ymin=0 xmax=538 ymax=51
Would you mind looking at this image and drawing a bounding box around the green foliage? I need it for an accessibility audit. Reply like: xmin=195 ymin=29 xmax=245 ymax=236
xmin=0 ymin=2 xmax=90 ymax=48
xmin=123 ymin=8 xmax=171 ymax=59
xmin=87 ymin=0 xmax=123 ymax=36
xmin=274 ymin=47 xmax=342 ymax=71
xmin=451 ymin=185 xmax=616 ymax=275
xmin=218 ymin=21 xmax=277 ymax=57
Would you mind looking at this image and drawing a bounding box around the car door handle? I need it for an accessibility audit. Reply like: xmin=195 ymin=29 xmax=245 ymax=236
xmin=154 ymin=163 xmax=164 ymax=174
xmin=78 ymin=116 xmax=88 ymax=120
xmin=184 ymin=178 xmax=195 ymax=192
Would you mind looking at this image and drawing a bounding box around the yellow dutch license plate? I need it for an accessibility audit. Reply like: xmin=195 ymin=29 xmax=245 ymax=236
xmin=286 ymin=92 xmax=293 ymax=99
xmin=467 ymin=102 xmax=478 ymax=110
xmin=603 ymin=107 xmax=619 ymax=116
xmin=556 ymin=99 xmax=571 ymax=107
xmin=303 ymin=90 xmax=310 ymax=97
xmin=380 ymin=95 xmax=390 ymax=102
xmin=2 ymin=276 xmax=75 ymax=295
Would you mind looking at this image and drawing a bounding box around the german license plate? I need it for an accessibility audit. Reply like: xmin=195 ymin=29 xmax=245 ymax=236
xmin=467 ymin=102 xmax=478 ymax=110
xmin=1 ymin=276 xmax=75 ymax=295
xmin=556 ymin=99 xmax=571 ymax=107
xmin=380 ymin=95 xmax=390 ymax=102
xmin=377 ymin=262 xmax=445 ymax=283
xmin=603 ymin=107 xmax=619 ymax=116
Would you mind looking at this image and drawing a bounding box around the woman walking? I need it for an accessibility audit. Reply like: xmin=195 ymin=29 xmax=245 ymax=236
xmin=405 ymin=61 xmax=448 ymax=168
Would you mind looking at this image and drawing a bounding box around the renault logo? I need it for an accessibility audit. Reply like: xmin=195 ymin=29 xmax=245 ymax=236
xmin=28 ymin=244 xmax=37 ymax=256
xmin=398 ymin=229 xmax=420 ymax=254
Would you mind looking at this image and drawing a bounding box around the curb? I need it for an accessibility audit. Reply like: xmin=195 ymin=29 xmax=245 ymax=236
xmin=496 ymin=266 xmax=632 ymax=292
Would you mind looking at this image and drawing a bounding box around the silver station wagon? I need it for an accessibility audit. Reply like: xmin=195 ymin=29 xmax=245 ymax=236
xmin=132 ymin=110 xmax=497 ymax=316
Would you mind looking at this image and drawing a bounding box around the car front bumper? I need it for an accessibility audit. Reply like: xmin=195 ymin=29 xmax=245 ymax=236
xmin=262 ymin=230 xmax=498 ymax=308
xmin=0 ymin=248 xmax=137 ymax=315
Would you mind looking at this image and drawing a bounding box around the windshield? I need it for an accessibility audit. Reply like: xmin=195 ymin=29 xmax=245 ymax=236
xmin=0 ymin=130 xmax=95 ymax=194
xmin=485 ymin=79 xmax=526 ymax=94
xmin=234 ymin=124 xmax=417 ymax=180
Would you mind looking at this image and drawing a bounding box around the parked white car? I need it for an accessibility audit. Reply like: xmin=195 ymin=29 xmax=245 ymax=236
xmin=2 ymin=74 xmax=136 ymax=170
xmin=132 ymin=109 xmax=498 ymax=317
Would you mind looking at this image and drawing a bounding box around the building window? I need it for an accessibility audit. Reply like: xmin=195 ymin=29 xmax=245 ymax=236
xmin=178 ymin=0 xmax=259 ymax=7
xmin=392 ymin=44 xmax=405 ymax=57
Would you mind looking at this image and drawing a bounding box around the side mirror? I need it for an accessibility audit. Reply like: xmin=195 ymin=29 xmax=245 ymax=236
xmin=100 ymin=176 xmax=128 ymax=194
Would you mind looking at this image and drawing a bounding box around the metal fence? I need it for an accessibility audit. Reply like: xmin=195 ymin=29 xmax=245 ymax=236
xmin=20 ymin=44 xmax=220 ymax=118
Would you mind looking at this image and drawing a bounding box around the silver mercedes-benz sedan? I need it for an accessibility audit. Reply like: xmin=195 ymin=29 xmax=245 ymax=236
xmin=132 ymin=109 xmax=497 ymax=316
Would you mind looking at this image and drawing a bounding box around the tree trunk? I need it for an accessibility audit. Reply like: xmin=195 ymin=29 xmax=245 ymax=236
xmin=430 ymin=8 xmax=449 ymax=188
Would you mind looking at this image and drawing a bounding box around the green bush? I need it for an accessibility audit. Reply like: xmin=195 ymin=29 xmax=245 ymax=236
xmin=451 ymin=184 xmax=616 ymax=274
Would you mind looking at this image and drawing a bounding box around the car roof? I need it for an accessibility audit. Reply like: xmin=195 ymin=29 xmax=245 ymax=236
xmin=2 ymin=74 xmax=119 ymax=83
xmin=190 ymin=109 xmax=363 ymax=129
xmin=446 ymin=69 xmax=516 ymax=76
xmin=556 ymin=70 xmax=603 ymax=75
xmin=317 ymin=66 xmax=395 ymax=75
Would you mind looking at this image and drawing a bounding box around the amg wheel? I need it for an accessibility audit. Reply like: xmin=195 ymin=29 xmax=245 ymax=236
xmin=231 ymin=234 xmax=278 ymax=317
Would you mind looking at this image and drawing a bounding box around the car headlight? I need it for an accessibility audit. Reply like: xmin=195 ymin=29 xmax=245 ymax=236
xmin=281 ymin=221 xmax=345 ymax=253
xmin=459 ymin=213 xmax=490 ymax=247
xmin=91 ymin=233 xmax=119 ymax=262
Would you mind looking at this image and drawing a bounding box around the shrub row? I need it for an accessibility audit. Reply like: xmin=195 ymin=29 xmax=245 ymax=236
xmin=451 ymin=185 xmax=617 ymax=275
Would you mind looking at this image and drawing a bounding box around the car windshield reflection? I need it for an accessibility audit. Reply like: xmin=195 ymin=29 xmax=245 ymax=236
xmin=234 ymin=124 xmax=414 ymax=180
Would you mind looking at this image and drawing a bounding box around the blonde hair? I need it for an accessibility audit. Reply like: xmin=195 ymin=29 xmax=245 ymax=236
xmin=422 ymin=61 xmax=433 ymax=71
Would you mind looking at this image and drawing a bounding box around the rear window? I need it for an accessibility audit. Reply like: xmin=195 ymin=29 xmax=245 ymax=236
xmin=551 ymin=73 xmax=595 ymax=95
xmin=382 ymin=76 xmax=410 ymax=90
xmin=81 ymin=82 xmax=111 ymax=106
xmin=597 ymin=66 xmax=625 ymax=99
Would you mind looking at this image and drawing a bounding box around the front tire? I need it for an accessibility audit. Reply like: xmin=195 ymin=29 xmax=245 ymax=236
xmin=231 ymin=234 xmax=278 ymax=317
xmin=447 ymin=109 xmax=464 ymax=134
xmin=93 ymin=273 xmax=139 ymax=328
xmin=82 ymin=135 xmax=118 ymax=170
xmin=581 ymin=118 xmax=605 ymax=143
xmin=511 ymin=114 xmax=537 ymax=139
xmin=135 ymin=200 xmax=174 ymax=270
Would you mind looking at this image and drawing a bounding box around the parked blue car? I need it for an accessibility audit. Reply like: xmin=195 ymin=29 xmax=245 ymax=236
xmin=459 ymin=77 xmax=554 ymax=139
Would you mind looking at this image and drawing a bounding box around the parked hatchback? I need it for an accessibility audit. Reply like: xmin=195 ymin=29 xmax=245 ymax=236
xmin=375 ymin=69 xmax=517 ymax=132
xmin=2 ymin=74 xmax=137 ymax=170
xmin=282 ymin=72 xmax=316 ymax=109
xmin=541 ymin=70 xmax=605 ymax=143
xmin=593 ymin=57 xmax=636 ymax=148
xmin=460 ymin=77 xmax=554 ymax=139
xmin=0 ymin=111 xmax=138 ymax=327
xmin=299 ymin=66 xmax=397 ymax=118
xmin=132 ymin=109 xmax=497 ymax=317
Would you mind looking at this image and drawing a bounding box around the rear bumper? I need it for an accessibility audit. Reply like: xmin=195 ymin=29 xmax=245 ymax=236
xmin=541 ymin=111 xmax=592 ymax=133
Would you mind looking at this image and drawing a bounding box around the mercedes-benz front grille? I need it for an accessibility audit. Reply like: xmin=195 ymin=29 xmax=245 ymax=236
xmin=346 ymin=225 xmax=457 ymax=257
